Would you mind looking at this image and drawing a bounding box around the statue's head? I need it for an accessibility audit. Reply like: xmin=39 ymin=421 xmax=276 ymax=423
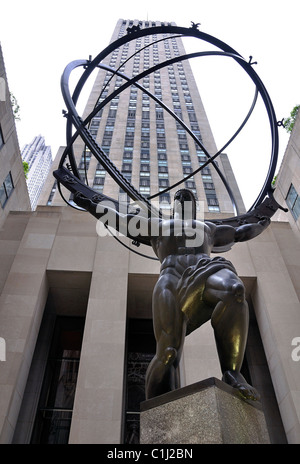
xmin=173 ymin=189 xmax=196 ymax=219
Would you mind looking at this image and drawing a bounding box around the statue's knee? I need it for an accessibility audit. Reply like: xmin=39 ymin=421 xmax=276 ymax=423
xmin=230 ymin=281 xmax=245 ymax=303
xmin=162 ymin=347 xmax=177 ymax=366
xmin=220 ymin=280 xmax=245 ymax=304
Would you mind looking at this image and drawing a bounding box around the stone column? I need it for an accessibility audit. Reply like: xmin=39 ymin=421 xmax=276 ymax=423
xmin=0 ymin=210 xmax=60 ymax=443
xmin=68 ymin=236 xmax=129 ymax=444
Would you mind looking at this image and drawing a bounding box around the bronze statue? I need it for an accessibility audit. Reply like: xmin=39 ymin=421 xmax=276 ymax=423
xmin=53 ymin=23 xmax=284 ymax=408
xmin=74 ymin=188 xmax=270 ymax=401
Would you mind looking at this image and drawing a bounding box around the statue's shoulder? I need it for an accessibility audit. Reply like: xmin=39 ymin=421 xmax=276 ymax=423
xmin=204 ymin=220 xmax=217 ymax=234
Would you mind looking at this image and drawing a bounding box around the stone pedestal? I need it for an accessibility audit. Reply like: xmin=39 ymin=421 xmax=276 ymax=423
xmin=140 ymin=377 xmax=270 ymax=444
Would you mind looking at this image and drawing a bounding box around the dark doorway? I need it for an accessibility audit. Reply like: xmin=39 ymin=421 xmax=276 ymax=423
xmin=31 ymin=317 xmax=85 ymax=444
xmin=123 ymin=318 xmax=156 ymax=444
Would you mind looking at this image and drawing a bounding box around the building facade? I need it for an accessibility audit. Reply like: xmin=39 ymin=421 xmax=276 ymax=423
xmin=1 ymin=20 xmax=300 ymax=445
xmin=273 ymin=112 xmax=300 ymax=236
xmin=0 ymin=44 xmax=31 ymax=229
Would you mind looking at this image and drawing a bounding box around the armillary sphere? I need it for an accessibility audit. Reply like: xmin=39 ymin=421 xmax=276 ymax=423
xmin=54 ymin=23 xmax=287 ymax=258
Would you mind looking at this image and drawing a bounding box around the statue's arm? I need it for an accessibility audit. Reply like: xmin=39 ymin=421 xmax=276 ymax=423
xmin=234 ymin=217 xmax=271 ymax=242
xmin=74 ymin=192 xmax=151 ymax=236
xmin=211 ymin=217 xmax=270 ymax=247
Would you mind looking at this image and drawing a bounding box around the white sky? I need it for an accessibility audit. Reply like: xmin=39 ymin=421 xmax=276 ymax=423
xmin=1 ymin=0 xmax=299 ymax=209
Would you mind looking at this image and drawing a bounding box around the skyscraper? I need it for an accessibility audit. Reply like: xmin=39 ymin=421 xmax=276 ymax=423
xmin=21 ymin=135 xmax=52 ymax=210
xmin=41 ymin=19 xmax=245 ymax=217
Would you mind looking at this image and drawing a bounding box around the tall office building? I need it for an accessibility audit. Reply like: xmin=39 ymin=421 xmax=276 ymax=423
xmin=21 ymin=135 xmax=52 ymax=210
xmin=41 ymin=19 xmax=245 ymax=217
xmin=1 ymin=20 xmax=300 ymax=445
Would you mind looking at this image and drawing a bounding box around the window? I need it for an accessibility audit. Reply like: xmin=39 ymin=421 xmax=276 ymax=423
xmin=140 ymin=178 xmax=150 ymax=187
xmin=160 ymin=193 xmax=171 ymax=204
xmin=207 ymin=196 xmax=219 ymax=206
xmin=158 ymin=165 xmax=168 ymax=173
xmin=140 ymin=150 xmax=150 ymax=159
xmin=0 ymin=125 xmax=4 ymax=149
xmin=183 ymin=166 xmax=193 ymax=174
xmin=185 ymin=180 xmax=196 ymax=189
xmin=159 ymin=178 xmax=169 ymax=187
xmin=204 ymin=182 xmax=215 ymax=190
xmin=95 ymin=169 xmax=105 ymax=177
xmin=93 ymin=184 xmax=104 ymax=193
xmin=158 ymin=172 xmax=169 ymax=178
xmin=124 ymin=140 xmax=133 ymax=147
xmin=139 ymin=186 xmax=150 ymax=195
xmin=208 ymin=205 xmax=220 ymax=212
xmin=102 ymin=138 xmax=112 ymax=147
xmin=286 ymin=184 xmax=300 ymax=220
xmin=158 ymin=152 xmax=167 ymax=160
xmin=93 ymin=177 xmax=105 ymax=185
xmin=157 ymin=142 xmax=166 ymax=149
xmin=181 ymin=154 xmax=191 ymax=162
xmin=0 ymin=172 xmax=14 ymax=208
xmin=47 ymin=181 xmax=57 ymax=205
xmin=140 ymin=164 xmax=150 ymax=172
xmin=78 ymin=169 xmax=86 ymax=182
xmin=109 ymin=109 xmax=117 ymax=118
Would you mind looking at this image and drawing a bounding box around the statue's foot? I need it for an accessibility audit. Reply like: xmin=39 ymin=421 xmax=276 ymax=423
xmin=222 ymin=370 xmax=260 ymax=401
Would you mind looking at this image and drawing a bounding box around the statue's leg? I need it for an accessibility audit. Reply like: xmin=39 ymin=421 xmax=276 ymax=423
xmin=145 ymin=281 xmax=186 ymax=400
xmin=203 ymin=268 xmax=260 ymax=400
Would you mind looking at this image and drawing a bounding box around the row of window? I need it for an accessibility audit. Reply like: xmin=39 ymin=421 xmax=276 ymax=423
xmin=0 ymin=125 xmax=6 ymax=204
xmin=47 ymin=181 xmax=57 ymax=206
xmin=94 ymin=66 xmax=124 ymax=194
xmin=96 ymin=27 xmax=300 ymax=221
xmin=0 ymin=125 xmax=4 ymax=149
xmin=153 ymin=71 xmax=170 ymax=204
xmin=61 ymin=34 xmax=220 ymax=212
xmin=118 ymin=41 xmax=136 ymax=199
xmin=167 ymin=60 xmax=220 ymax=212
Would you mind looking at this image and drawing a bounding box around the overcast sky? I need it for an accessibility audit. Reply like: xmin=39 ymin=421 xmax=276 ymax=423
xmin=1 ymin=0 xmax=299 ymax=209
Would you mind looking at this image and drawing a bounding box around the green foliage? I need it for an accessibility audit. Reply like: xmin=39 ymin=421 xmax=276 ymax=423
xmin=23 ymin=161 xmax=29 ymax=179
xmin=10 ymin=92 xmax=21 ymax=121
xmin=284 ymin=105 xmax=300 ymax=133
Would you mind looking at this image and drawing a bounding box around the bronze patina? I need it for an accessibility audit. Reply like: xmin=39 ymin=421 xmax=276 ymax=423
xmin=54 ymin=23 xmax=287 ymax=401
xmin=73 ymin=188 xmax=271 ymax=400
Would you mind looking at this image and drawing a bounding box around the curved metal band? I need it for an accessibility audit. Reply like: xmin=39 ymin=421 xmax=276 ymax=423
xmin=58 ymin=24 xmax=279 ymax=222
xmin=60 ymin=51 xmax=260 ymax=216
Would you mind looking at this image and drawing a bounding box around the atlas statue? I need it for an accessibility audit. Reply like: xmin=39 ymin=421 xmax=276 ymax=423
xmin=53 ymin=23 xmax=287 ymax=402
xmin=74 ymin=188 xmax=270 ymax=401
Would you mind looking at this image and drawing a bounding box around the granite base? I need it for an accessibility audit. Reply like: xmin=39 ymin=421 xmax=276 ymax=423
xmin=140 ymin=377 xmax=270 ymax=444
